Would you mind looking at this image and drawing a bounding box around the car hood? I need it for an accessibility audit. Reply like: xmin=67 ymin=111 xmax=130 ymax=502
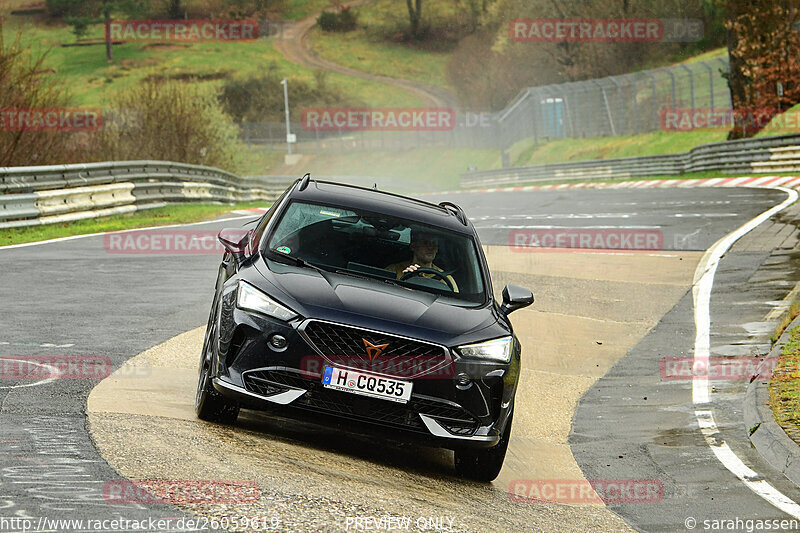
xmin=253 ymin=258 xmax=505 ymax=345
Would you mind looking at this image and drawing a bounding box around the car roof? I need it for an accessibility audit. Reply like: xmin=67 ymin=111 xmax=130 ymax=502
xmin=288 ymin=179 xmax=474 ymax=234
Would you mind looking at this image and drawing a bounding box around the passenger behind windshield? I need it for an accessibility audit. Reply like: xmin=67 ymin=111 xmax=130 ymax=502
xmin=384 ymin=228 xmax=459 ymax=292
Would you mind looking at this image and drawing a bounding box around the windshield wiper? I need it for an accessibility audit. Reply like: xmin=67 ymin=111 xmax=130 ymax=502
xmin=269 ymin=251 xmax=330 ymax=275
xmin=330 ymin=268 xmax=405 ymax=288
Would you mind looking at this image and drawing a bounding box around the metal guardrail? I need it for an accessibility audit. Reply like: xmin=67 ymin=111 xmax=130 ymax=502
xmin=460 ymin=134 xmax=800 ymax=188
xmin=0 ymin=161 xmax=297 ymax=229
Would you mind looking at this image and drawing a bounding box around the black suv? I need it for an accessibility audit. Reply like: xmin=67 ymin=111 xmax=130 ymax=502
xmin=195 ymin=175 xmax=533 ymax=481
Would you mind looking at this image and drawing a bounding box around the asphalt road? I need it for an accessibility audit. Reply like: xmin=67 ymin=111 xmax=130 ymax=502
xmin=0 ymin=185 xmax=797 ymax=532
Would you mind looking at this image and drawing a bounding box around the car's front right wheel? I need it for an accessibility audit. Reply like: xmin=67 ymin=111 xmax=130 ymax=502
xmin=195 ymin=318 xmax=239 ymax=424
xmin=454 ymin=410 xmax=512 ymax=482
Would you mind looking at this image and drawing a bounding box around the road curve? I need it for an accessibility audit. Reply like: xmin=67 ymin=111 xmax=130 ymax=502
xmin=2 ymin=185 xmax=799 ymax=532
xmin=272 ymin=1 xmax=459 ymax=109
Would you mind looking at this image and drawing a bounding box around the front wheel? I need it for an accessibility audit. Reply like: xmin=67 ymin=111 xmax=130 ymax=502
xmin=454 ymin=411 xmax=512 ymax=482
xmin=195 ymin=321 xmax=239 ymax=424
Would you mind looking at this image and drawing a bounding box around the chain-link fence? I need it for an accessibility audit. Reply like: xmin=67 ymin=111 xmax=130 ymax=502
xmin=499 ymin=56 xmax=731 ymax=142
xmin=239 ymin=56 xmax=731 ymax=153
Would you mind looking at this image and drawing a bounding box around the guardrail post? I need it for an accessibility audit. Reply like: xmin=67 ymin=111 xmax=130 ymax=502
xmin=626 ymin=74 xmax=639 ymax=134
xmin=561 ymin=85 xmax=575 ymax=138
xmin=660 ymin=67 xmax=677 ymax=110
xmin=643 ymin=71 xmax=658 ymax=132
xmin=594 ymin=80 xmax=615 ymax=136
xmin=679 ymin=64 xmax=695 ymax=113
xmin=701 ymin=60 xmax=714 ymax=110
xmin=610 ymin=76 xmax=623 ymax=135
xmin=716 ymin=57 xmax=732 ymax=108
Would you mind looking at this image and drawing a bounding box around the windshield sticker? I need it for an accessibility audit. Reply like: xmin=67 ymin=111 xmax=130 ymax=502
xmin=319 ymin=210 xmax=341 ymax=217
xmin=275 ymin=246 xmax=291 ymax=254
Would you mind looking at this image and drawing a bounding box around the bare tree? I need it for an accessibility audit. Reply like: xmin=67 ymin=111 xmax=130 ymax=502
xmin=406 ymin=0 xmax=423 ymax=38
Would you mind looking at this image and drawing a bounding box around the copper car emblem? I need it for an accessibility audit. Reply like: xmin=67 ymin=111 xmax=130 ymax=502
xmin=362 ymin=338 xmax=389 ymax=360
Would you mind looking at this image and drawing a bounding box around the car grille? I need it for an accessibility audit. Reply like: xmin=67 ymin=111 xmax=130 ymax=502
xmin=243 ymin=369 xmax=478 ymax=436
xmin=301 ymin=320 xmax=450 ymax=378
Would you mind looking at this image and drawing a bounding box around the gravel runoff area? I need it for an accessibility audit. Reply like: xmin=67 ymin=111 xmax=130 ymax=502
xmin=87 ymin=244 xmax=703 ymax=532
xmin=88 ymin=326 xmax=634 ymax=532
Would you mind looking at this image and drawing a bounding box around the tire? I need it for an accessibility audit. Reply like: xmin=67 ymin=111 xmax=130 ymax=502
xmin=454 ymin=411 xmax=512 ymax=482
xmin=195 ymin=317 xmax=239 ymax=424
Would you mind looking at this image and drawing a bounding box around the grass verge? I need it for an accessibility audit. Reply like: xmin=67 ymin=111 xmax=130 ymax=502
xmin=285 ymin=0 xmax=333 ymax=21
xmin=770 ymin=323 xmax=800 ymax=445
xmin=511 ymin=130 xmax=729 ymax=167
xmin=0 ymin=202 xmax=270 ymax=247
xmin=278 ymin=142 xmax=786 ymax=192
xmin=277 ymin=147 xmax=503 ymax=190
xmin=771 ymin=301 xmax=800 ymax=344
xmin=308 ymin=0 xmax=455 ymax=92
xmin=2 ymin=16 xmax=420 ymax=108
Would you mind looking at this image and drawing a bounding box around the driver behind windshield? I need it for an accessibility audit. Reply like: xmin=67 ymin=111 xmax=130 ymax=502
xmin=385 ymin=228 xmax=459 ymax=292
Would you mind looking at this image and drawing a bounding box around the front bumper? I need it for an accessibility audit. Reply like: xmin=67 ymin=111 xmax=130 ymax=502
xmin=213 ymin=304 xmax=518 ymax=449
xmin=213 ymin=371 xmax=502 ymax=448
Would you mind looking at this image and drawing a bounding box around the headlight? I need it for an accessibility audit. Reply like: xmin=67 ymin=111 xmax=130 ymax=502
xmin=457 ymin=336 xmax=513 ymax=363
xmin=237 ymin=281 xmax=297 ymax=321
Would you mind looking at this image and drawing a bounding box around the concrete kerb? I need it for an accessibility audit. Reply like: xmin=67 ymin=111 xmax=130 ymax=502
xmin=745 ymin=313 xmax=800 ymax=488
xmin=421 ymin=175 xmax=800 ymax=197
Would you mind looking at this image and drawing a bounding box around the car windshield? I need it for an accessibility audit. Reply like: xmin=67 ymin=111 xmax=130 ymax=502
xmin=265 ymin=200 xmax=487 ymax=305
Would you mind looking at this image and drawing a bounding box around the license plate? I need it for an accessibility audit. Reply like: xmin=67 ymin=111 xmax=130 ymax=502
xmin=322 ymin=366 xmax=412 ymax=403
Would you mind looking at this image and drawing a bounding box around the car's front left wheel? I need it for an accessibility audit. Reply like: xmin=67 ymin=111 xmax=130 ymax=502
xmin=454 ymin=410 xmax=512 ymax=482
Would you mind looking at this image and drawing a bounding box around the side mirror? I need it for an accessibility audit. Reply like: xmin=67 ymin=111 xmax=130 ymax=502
xmin=218 ymin=229 xmax=255 ymax=256
xmin=501 ymin=284 xmax=534 ymax=315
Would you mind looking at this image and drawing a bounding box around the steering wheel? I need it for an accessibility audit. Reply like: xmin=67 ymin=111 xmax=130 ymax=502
xmin=400 ymin=267 xmax=456 ymax=291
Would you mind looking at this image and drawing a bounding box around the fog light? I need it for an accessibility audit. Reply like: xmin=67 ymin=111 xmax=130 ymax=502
xmin=269 ymin=334 xmax=287 ymax=350
xmin=455 ymin=373 xmax=471 ymax=386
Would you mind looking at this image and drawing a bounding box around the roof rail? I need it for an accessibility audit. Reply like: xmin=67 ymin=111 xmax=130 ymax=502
xmin=438 ymin=201 xmax=468 ymax=226
xmin=297 ymin=173 xmax=311 ymax=191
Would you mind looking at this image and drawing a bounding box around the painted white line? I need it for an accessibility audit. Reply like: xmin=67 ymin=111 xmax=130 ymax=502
xmin=0 ymin=358 xmax=61 ymax=389
xmin=0 ymin=215 xmax=259 ymax=251
xmin=0 ymin=341 xmax=75 ymax=348
xmin=692 ymin=186 xmax=800 ymax=517
xmin=696 ymin=410 xmax=800 ymax=517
